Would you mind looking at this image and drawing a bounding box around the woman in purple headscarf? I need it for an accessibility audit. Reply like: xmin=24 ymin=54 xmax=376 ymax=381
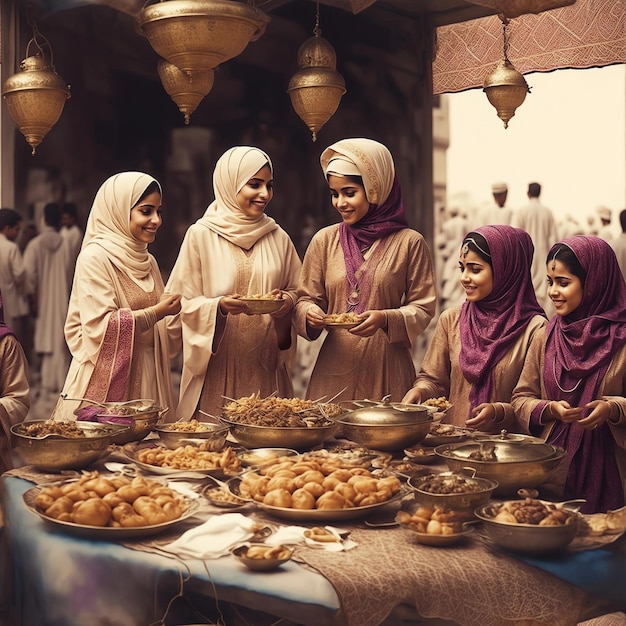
xmin=403 ymin=225 xmax=546 ymax=432
xmin=0 ymin=289 xmax=30 ymax=473
xmin=512 ymin=235 xmax=626 ymax=513
xmin=295 ymin=138 xmax=437 ymax=402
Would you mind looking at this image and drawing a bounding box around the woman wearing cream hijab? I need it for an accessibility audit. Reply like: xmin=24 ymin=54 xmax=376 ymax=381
xmin=295 ymin=138 xmax=437 ymax=402
xmin=53 ymin=172 xmax=181 ymax=421
xmin=166 ymin=146 xmax=302 ymax=419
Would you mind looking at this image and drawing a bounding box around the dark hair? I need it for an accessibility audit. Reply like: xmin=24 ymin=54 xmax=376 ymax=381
xmin=528 ymin=182 xmax=541 ymax=198
xmin=0 ymin=207 xmax=23 ymax=230
xmin=462 ymin=231 xmax=492 ymax=266
xmin=547 ymin=244 xmax=587 ymax=286
xmin=61 ymin=202 xmax=78 ymax=220
xmin=43 ymin=203 xmax=62 ymax=229
xmin=326 ymin=173 xmax=364 ymax=187
xmin=620 ymin=209 xmax=626 ymax=233
xmin=132 ymin=181 xmax=161 ymax=208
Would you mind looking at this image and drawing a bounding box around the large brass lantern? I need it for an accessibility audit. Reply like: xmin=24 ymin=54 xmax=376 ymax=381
xmin=2 ymin=30 xmax=71 ymax=155
xmin=158 ymin=59 xmax=214 ymax=124
xmin=483 ymin=17 xmax=530 ymax=128
xmin=287 ymin=16 xmax=346 ymax=142
xmin=139 ymin=0 xmax=269 ymax=74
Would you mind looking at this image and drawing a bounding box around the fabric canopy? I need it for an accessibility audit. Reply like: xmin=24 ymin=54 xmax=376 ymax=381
xmin=433 ymin=0 xmax=626 ymax=94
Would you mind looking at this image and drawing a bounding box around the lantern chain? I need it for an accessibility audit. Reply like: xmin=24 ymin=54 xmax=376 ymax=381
xmin=313 ymin=2 xmax=321 ymax=37
xmin=500 ymin=16 xmax=511 ymax=62
xmin=25 ymin=5 xmax=56 ymax=69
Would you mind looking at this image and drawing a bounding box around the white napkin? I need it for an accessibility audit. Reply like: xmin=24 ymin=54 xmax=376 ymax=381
xmin=266 ymin=525 xmax=357 ymax=552
xmin=162 ymin=513 xmax=259 ymax=559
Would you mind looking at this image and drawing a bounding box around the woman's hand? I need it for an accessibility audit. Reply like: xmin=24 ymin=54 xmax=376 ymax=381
xmin=155 ymin=293 xmax=182 ymax=319
xmin=219 ymin=295 xmax=248 ymax=316
xmin=579 ymin=400 xmax=613 ymax=430
xmin=402 ymin=387 xmax=422 ymax=405
xmin=547 ymin=400 xmax=582 ymax=423
xmin=349 ymin=310 xmax=386 ymax=337
xmin=269 ymin=290 xmax=292 ymax=319
xmin=466 ymin=403 xmax=501 ymax=430
xmin=306 ymin=305 xmax=327 ymax=330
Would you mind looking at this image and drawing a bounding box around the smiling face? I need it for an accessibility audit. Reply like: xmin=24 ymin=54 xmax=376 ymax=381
xmin=327 ymin=174 xmax=369 ymax=225
xmin=129 ymin=190 xmax=162 ymax=243
xmin=547 ymin=259 xmax=584 ymax=317
xmin=458 ymin=248 xmax=493 ymax=302
xmin=236 ymin=164 xmax=273 ymax=219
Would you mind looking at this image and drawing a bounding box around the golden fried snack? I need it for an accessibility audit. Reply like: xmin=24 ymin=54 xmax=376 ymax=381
xmin=73 ymin=498 xmax=112 ymax=527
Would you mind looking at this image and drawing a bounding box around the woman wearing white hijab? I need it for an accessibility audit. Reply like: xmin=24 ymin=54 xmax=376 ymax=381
xmin=53 ymin=172 xmax=181 ymax=421
xmin=166 ymin=146 xmax=302 ymax=419
xmin=295 ymin=138 xmax=437 ymax=402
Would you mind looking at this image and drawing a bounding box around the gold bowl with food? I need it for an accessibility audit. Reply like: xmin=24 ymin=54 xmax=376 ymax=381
xmin=435 ymin=441 xmax=567 ymax=495
xmin=407 ymin=472 xmax=498 ymax=521
xmin=231 ymin=543 xmax=293 ymax=571
xmin=154 ymin=420 xmax=230 ymax=450
xmin=239 ymin=294 xmax=284 ymax=315
xmin=11 ymin=420 xmax=130 ymax=471
xmin=475 ymin=498 xmax=580 ymax=553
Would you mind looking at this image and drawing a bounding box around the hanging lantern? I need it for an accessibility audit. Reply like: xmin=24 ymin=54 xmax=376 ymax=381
xmin=139 ymin=0 xmax=269 ymax=75
xmin=287 ymin=8 xmax=346 ymax=142
xmin=483 ymin=17 xmax=530 ymax=128
xmin=2 ymin=21 xmax=70 ymax=155
xmin=158 ymin=59 xmax=214 ymax=124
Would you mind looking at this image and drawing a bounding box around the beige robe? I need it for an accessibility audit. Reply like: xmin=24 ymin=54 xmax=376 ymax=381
xmin=53 ymin=245 xmax=177 ymax=421
xmin=412 ymin=306 xmax=547 ymax=431
xmin=166 ymin=224 xmax=302 ymax=420
xmin=0 ymin=335 xmax=30 ymax=472
xmin=511 ymin=327 xmax=626 ymax=501
xmin=295 ymin=226 xmax=436 ymax=402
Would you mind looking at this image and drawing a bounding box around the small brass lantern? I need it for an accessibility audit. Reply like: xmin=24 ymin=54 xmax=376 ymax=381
xmin=139 ymin=0 xmax=269 ymax=74
xmin=483 ymin=17 xmax=530 ymax=128
xmin=287 ymin=10 xmax=346 ymax=142
xmin=2 ymin=27 xmax=71 ymax=155
xmin=158 ymin=59 xmax=214 ymax=124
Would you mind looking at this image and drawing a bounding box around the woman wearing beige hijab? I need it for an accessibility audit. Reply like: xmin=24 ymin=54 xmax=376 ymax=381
xmin=295 ymin=138 xmax=437 ymax=402
xmin=53 ymin=172 xmax=181 ymax=421
xmin=166 ymin=146 xmax=302 ymax=419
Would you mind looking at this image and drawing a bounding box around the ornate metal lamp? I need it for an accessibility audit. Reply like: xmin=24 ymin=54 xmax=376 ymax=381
xmin=139 ymin=0 xmax=269 ymax=74
xmin=157 ymin=59 xmax=214 ymax=124
xmin=2 ymin=18 xmax=71 ymax=155
xmin=287 ymin=6 xmax=346 ymax=142
xmin=483 ymin=17 xmax=530 ymax=128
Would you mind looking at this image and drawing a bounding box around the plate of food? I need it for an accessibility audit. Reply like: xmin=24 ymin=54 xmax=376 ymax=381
xmin=403 ymin=445 xmax=438 ymax=464
xmin=423 ymin=423 xmax=472 ymax=447
xmin=322 ymin=313 xmax=363 ymax=329
xmin=23 ymin=473 xmax=200 ymax=539
xmin=396 ymin=506 xmax=475 ymax=546
xmin=122 ymin=441 xmax=243 ymax=477
xmin=421 ymin=397 xmax=453 ymax=413
xmin=238 ymin=294 xmax=284 ymax=315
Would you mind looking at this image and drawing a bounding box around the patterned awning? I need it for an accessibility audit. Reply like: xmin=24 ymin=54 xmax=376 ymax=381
xmin=433 ymin=0 xmax=626 ymax=94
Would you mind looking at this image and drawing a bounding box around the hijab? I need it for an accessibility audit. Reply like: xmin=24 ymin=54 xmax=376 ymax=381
xmin=320 ymin=138 xmax=409 ymax=312
xmin=198 ymin=146 xmax=278 ymax=250
xmin=82 ymin=171 xmax=161 ymax=290
xmin=459 ymin=225 xmax=545 ymax=409
xmin=0 ymin=289 xmax=15 ymax=342
xmin=543 ymin=235 xmax=626 ymax=512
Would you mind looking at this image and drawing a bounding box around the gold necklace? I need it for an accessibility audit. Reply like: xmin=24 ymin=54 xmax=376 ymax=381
xmin=553 ymin=355 xmax=582 ymax=393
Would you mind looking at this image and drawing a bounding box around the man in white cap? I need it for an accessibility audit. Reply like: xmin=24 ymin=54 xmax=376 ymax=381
xmin=476 ymin=182 xmax=513 ymax=227
xmin=596 ymin=205 xmax=613 ymax=241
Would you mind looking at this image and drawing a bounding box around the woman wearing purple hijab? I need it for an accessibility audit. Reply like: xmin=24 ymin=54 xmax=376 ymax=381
xmin=0 ymin=289 xmax=30 ymax=473
xmin=403 ymin=225 xmax=546 ymax=432
xmin=295 ymin=138 xmax=437 ymax=402
xmin=512 ymin=235 xmax=626 ymax=513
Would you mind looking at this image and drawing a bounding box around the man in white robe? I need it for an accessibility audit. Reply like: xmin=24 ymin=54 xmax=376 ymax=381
xmin=511 ymin=182 xmax=559 ymax=312
xmin=611 ymin=209 xmax=626 ymax=284
xmin=477 ymin=182 xmax=513 ymax=227
xmin=23 ymin=203 xmax=72 ymax=399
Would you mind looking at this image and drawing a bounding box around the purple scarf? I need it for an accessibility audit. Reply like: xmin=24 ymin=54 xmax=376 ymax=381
xmin=459 ymin=225 xmax=545 ymax=409
xmin=0 ymin=290 xmax=16 ymax=342
xmin=340 ymin=175 xmax=408 ymax=313
xmin=544 ymin=235 xmax=626 ymax=512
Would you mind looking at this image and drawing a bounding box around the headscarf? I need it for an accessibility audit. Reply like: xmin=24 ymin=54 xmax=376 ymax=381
xmin=82 ymin=171 xmax=161 ymax=289
xmin=320 ymin=138 xmax=409 ymax=312
xmin=0 ymin=289 xmax=16 ymax=342
xmin=198 ymin=146 xmax=278 ymax=250
xmin=459 ymin=225 xmax=546 ymax=409
xmin=544 ymin=235 xmax=626 ymax=512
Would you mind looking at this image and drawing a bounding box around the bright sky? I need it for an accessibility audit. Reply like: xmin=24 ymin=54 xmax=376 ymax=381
xmin=446 ymin=63 xmax=626 ymax=236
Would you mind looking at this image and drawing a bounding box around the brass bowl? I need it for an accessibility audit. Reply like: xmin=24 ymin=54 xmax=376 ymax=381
xmin=239 ymin=298 xmax=283 ymax=315
xmin=475 ymin=503 xmax=579 ymax=553
xmin=11 ymin=420 xmax=129 ymax=471
xmin=435 ymin=441 xmax=567 ymax=496
xmin=231 ymin=543 xmax=293 ymax=571
xmin=154 ymin=422 xmax=229 ymax=450
xmin=408 ymin=472 xmax=498 ymax=521
xmin=219 ymin=417 xmax=337 ymax=450
xmin=335 ymin=403 xmax=431 ymax=452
